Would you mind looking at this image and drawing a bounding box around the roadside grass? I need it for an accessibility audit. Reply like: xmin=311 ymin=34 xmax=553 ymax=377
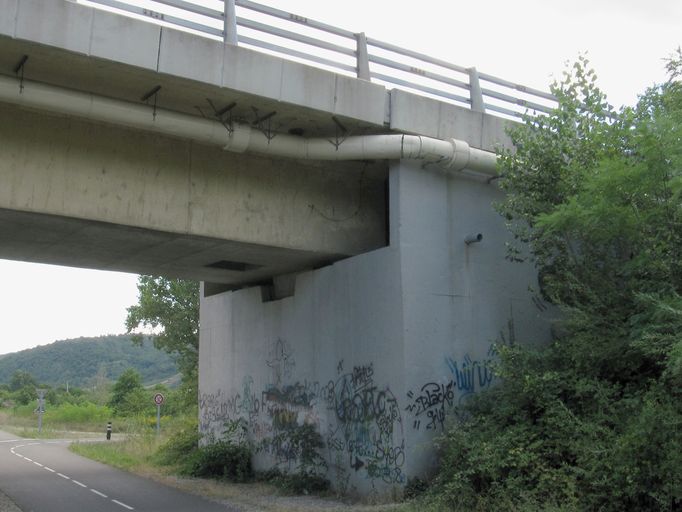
xmin=0 ymin=404 xmax=112 ymax=436
xmin=68 ymin=431 xmax=416 ymax=512
xmin=70 ymin=435 xmax=160 ymax=472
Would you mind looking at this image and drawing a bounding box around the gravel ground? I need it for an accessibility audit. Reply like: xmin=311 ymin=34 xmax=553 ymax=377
xmin=0 ymin=490 xmax=21 ymax=512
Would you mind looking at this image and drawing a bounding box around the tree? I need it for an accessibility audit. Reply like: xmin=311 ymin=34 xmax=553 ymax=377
xmin=125 ymin=276 xmax=199 ymax=398
xmin=427 ymin=53 xmax=682 ymax=511
xmin=9 ymin=370 xmax=37 ymax=392
xmin=108 ymin=368 xmax=145 ymax=416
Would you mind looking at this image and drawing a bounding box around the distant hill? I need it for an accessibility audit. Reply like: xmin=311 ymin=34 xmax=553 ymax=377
xmin=0 ymin=335 xmax=178 ymax=388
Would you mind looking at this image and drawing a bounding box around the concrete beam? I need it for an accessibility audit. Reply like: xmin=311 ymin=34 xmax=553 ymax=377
xmin=1 ymin=0 xmax=388 ymax=140
xmin=0 ymin=102 xmax=387 ymax=287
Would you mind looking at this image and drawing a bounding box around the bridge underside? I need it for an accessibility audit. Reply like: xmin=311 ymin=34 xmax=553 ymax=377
xmin=0 ymin=208 xmax=346 ymax=289
xmin=0 ymin=103 xmax=388 ymax=290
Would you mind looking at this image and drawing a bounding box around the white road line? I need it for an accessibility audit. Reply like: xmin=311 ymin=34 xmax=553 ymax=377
xmin=8 ymin=442 xmax=137 ymax=511
xmin=111 ymin=499 xmax=134 ymax=510
xmin=0 ymin=439 xmax=21 ymax=443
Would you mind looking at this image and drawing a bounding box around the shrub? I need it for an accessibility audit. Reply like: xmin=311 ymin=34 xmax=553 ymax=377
xmin=153 ymin=418 xmax=200 ymax=470
xmin=188 ymin=440 xmax=253 ymax=482
xmin=425 ymin=54 xmax=682 ymax=511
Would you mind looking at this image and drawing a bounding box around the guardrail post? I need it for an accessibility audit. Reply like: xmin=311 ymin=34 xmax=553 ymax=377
xmin=355 ymin=32 xmax=370 ymax=81
xmin=468 ymin=67 xmax=484 ymax=112
xmin=224 ymin=0 xmax=238 ymax=45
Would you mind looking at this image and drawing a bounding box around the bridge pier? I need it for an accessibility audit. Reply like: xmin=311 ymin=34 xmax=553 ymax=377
xmin=198 ymin=159 xmax=552 ymax=496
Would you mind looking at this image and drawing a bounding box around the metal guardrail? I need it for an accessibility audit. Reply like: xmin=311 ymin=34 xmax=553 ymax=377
xmin=77 ymin=0 xmax=557 ymax=119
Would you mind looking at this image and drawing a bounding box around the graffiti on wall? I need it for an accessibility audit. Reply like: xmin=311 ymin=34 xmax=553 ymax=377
xmin=198 ymin=339 xmax=406 ymax=485
xmin=257 ymin=379 xmax=322 ymax=468
xmin=324 ymin=362 xmax=406 ymax=484
xmin=198 ymin=388 xmax=229 ymax=434
xmin=405 ymin=344 xmax=497 ymax=431
xmin=267 ymin=338 xmax=295 ymax=387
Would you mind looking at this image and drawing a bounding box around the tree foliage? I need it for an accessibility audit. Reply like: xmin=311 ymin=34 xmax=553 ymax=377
xmin=125 ymin=276 xmax=199 ymax=394
xmin=107 ymin=368 xmax=146 ymax=416
xmin=9 ymin=369 xmax=37 ymax=392
xmin=428 ymin=53 xmax=682 ymax=511
xmin=0 ymin=335 xmax=177 ymax=388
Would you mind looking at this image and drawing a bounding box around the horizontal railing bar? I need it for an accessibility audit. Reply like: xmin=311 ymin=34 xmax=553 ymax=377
xmin=238 ymin=35 xmax=357 ymax=74
xmin=481 ymin=87 xmax=554 ymax=114
xmin=236 ymin=17 xmax=356 ymax=58
xmin=478 ymin=71 xmax=557 ymax=101
xmin=369 ymin=54 xmax=470 ymax=90
xmin=371 ymin=72 xmax=471 ymax=106
xmin=366 ymin=37 xmax=469 ymax=75
xmin=84 ymin=0 xmax=223 ymax=36
xmin=151 ymin=0 xmax=222 ymax=20
xmin=79 ymin=0 xmax=557 ymax=123
xmin=235 ymin=0 xmax=356 ymax=39
xmin=482 ymin=102 xmax=526 ymax=119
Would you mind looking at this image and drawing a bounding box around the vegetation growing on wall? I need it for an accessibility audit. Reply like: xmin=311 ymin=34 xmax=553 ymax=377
xmin=424 ymin=53 xmax=682 ymax=511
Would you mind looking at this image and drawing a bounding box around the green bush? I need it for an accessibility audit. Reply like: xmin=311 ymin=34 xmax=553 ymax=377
xmin=425 ymin=54 xmax=682 ymax=511
xmin=153 ymin=418 xmax=200 ymax=470
xmin=256 ymin=467 xmax=330 ymax=495
xmin=404 ymin=477 xmax=429 ymax=500
xmin=188 ymin=440 xmax=253 ymax=482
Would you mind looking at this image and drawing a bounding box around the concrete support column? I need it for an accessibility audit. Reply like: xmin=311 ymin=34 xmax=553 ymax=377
xmin=197 ymin=159 xmax=552 ymax=498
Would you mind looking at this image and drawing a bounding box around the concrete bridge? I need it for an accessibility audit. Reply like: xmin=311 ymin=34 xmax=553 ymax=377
xmin=0 ymin=0 xmax=554 ymax=497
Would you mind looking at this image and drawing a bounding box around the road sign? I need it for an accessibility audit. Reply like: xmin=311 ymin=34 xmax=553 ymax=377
xmin=153 ymin=393 xmax=165 ymax=435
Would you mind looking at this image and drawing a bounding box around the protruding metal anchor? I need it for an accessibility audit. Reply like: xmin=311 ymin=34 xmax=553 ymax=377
xmin=251 ymin=107 xmax=277 ymax=143
xmin=327 ymin=115 xmax=349 ymax=150
xmin=13 ymin=55 xmax=28 ymax=93
xmin=464 ymin=233 xmax=483 ymax=245
xmin=140 ymin=85 xmax=162 ymax=120
xmin=207 ymin=98 xmax=237 ymax=135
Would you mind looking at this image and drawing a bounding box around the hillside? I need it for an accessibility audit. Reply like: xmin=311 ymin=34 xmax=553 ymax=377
xmin=0 ymin=335 xmax=177 ymax=388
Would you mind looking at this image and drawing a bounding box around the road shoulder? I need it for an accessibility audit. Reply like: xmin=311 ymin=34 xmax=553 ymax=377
xmin=0 ymin=489 xmax=22 ymax=512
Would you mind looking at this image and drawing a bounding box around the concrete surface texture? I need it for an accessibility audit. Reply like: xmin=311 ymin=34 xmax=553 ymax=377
xmin=0 ymin=101 xmax=387 ymax=287
xmin=199 ymin=161 xmax=554 ymax=497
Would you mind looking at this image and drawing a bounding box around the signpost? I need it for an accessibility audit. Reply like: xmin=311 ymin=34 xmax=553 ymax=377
xmin=36 ymin=389 xmax=46 ymax=434
xmin=153 ymin=393 xmax=164 ymax=435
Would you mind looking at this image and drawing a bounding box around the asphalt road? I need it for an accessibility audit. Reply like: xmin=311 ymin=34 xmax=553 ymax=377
xmin=0 ymin=430 xmax=236 ymax=512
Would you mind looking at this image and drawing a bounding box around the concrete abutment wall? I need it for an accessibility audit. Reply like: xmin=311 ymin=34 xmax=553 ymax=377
xmin=199 ymin=160 xmax=553 ymax=497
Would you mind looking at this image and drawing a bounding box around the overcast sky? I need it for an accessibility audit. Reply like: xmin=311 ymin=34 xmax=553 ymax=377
xmin=0 ymin=0 xmax=679 ymax=355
